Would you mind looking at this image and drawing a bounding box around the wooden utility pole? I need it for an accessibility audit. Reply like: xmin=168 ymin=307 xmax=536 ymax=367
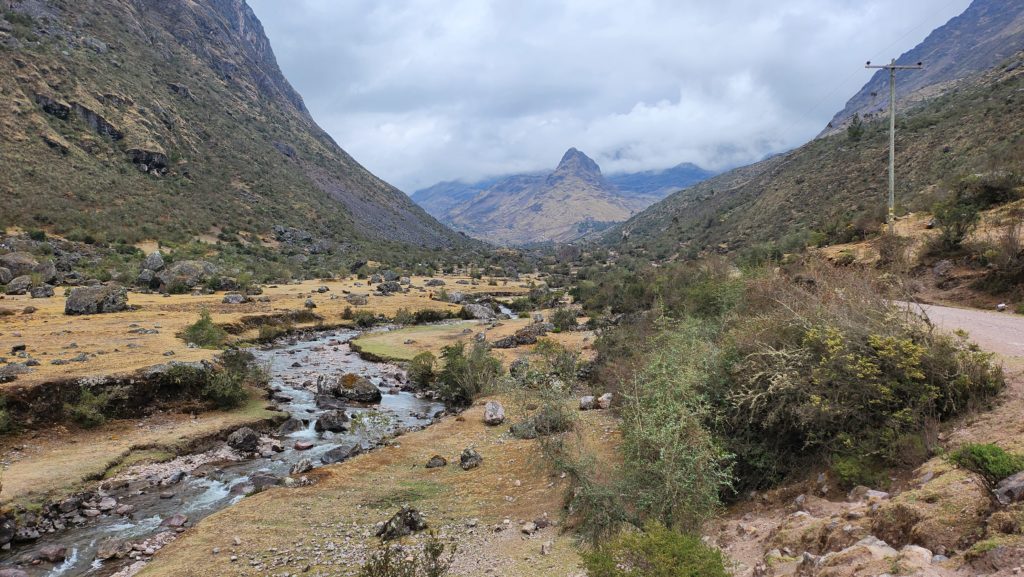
xmin=865 ymin=58 xmax=923 ymax=234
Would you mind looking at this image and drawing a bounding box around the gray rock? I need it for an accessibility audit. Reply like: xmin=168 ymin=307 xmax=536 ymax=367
xmin=0 ymin=267 xmax=11 ymax=285
xmin=37 ymin=544 xmax=66 ymax=563
xmin=995 ymin=471 xmax=1024 ymax=506
xmin=320 ymin=443 xmax=361 ymax=464
xmin=0 ymin=569 xmax=29 ymax=577
xmin=376 ymin=506 xmax=427 ymax=541
xmin=226 ymin=427 xmax=260 ymax=453
xmin=462 ymin=303 xmax=495 ymax=320
xmin=5 ymin=275 xmax=31 ymax=295
xmin=579 ymin=396 xmax=597 ymax=410
xmin=0 ymin=252 xmax=39 ymax=277
xmin=509 ymin=358 xmax=530 ymax=378
xmin=156 ymin=260 xmax=217 ymax=292
xmin=447 ymin=291 xmax=465 ymax=304
xmin=425 ymin=279 xmax=445 ymax=287
xmin=345 ymin=293 xmax=368 ymax=306
xmin=597 ymin=393 xmax=613 ymax=409
xmin=317 ymin=373 xmax=382 ymax=405
xmin=483 ymin=401 xmax=505 ymax=426
xmin=33 ymin=261 xmax=57 ymax=284
xmin=425 ymin=455 xmax=447 ymax=468
xmin=29 ymin=284 xmax=54 ymax=299
xmin=142 ymin=251 xmax=165 ymax=272
xmin=291 ymin=458 xmax=313 ymax=475
xmin=278 ymin=418 xmax=306 ymax=435
xmin=222 ymin=293 xmax=247 ymax=304
xmin=136 ymin=268 xmax=156 ymax=287
xmin=377 ymin=281 xmax=403 ymax=295
xmin=460 ymin=447 xmax=483 ymax=470
xmin=65 ymin=285 xmax=128 ymax=315
xmin=509 ymin=420 xmax=538 ymax=440
xmin=314 ymin=410 xmax=349 ymax=433
xmin=304 ymin=298 xmax=317 ymax=309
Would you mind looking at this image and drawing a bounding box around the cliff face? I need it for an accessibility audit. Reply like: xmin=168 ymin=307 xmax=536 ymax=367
xmin=0 ymin=0 xmax=471 ymax=254
xmin=825 ymin=0 xmax=1024 ymax=133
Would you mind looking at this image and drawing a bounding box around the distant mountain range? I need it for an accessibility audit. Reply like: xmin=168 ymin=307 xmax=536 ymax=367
xmin=412 ymin=151 xmax=713 ymax=245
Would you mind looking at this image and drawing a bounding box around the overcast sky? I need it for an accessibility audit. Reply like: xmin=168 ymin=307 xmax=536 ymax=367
xmin=248 ymin=0 xmax=971 ymax=193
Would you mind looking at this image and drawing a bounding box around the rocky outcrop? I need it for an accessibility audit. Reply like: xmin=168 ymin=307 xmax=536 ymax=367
xmin=64 ymin=285 xmax=129 ymax=315
xmin=226 ymin=427 xmax=260 ymax=453
xmin=376 ymin=506 xmax=427 ymax=541
xmin=156 ymin=260 xmax=217 ymax=292
xmin=126 ymin=148 xmax=169 ymax=175
xmin=314 ymin=410 xmax=349 ymax=433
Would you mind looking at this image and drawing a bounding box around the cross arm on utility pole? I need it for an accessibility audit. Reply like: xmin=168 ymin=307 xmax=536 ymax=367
xmin=864 ymin=58 xmax=923 ymax=234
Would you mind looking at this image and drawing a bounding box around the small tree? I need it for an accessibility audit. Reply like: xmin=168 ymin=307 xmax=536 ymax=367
xmin=435 ymin=342 xmax=502 ymax=405
xmin=408 ymin=351 xmax=436 ymax=386
xmin=933 ymin=194 xmax=980 ymax=250
xmin=846 ymin=113 xmax=865 ymax=141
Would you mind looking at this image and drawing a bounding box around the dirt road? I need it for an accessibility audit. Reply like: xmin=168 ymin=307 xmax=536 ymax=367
xmin=911 ymin=302 xmax=1024 ymax=364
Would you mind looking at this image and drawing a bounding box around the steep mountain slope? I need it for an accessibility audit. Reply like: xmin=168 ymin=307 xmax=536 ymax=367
xmin=0 ymin=0 xmax=471 ymax=258
xmin=826 ymin=0 xmax=1024 ymax=133
xmin=609 ymin=51 xmax=1024 ymax=259
xmin=412 ymin=149 xmax=713 ymax=245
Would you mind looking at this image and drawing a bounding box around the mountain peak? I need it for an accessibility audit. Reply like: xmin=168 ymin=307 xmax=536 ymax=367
xmin=555 ymin=147 xmax=602 ymax=176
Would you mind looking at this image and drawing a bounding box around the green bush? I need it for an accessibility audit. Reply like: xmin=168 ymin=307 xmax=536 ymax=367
xmin=933 ymin=192 xmax=980 ymax=250
xmin=358 ymin=533 xmax=455 ymax=577
xmin=950 ymin=443 xmax=1024 ymax=486
xmin=413 ymin=309 xmax=450 ymax=324
xmin=202 ymin=350 xmax=268 ymax=409
xmin=65 ymin=389 xmax=110 ymax=428
xmin=551 ymin=307 xmax=578 ymax=331
xmin=583 ymin=522 xmax=729 ymax=577
xmin=408 ymin=352 xmax=436 ymax=387
xmin=257 ymin=323 xmax=291 ymax=341
xmin=352 ymin=310 xmax=380 ymax=328
xmin=27 ymin=229 xmax=47 ymax=241
xmin=181 ymin=309 xmax=228 ymax=348
xmin=435 ymin=342 xmax=502 ymax=406
xmin=393 ymin=308 xmax=415 ymax=325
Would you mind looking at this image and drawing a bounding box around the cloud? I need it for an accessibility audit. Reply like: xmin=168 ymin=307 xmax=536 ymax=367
xmin=248 ymin=0 xmax=971 ymax=192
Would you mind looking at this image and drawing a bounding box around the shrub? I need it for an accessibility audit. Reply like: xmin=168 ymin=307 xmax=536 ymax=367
xmin=933 ymin=193 xmax=980 ymax=250
xmin=65 ymin=389 xmax=110 ymax=428
xmin=181 ymin=309 xmax=228 ymax=348
xmin=202 ymin=350 xmax=268 ymax=409
xmin=413 ymin=309 xmax=450 ymax=324
xmin=435 ymin=342 xmax=502 ymax=405
xmin=408 ymin=352 xmax=436 ymax=387
xmin=342 ymin=306 xmax=354 ymax=320
xmin=352 ymin=310 xmax=380 ymax=328
xmin=583 ymin=522 xmax=729 ymax=577
xmin=393 ymin=308 xmax=415 ymax=325
xmin=846 ymin=113 xmax=865 ymax=141
xmin=257 ymin=323 xmax=291 ymax=341
xmin=0 ymin=400 xmax=12 ymax=434
xmin=358 ymin=533 xmax=455 ymax=577
xmin=950 ymin=443 xmax=1024 ymax=486
xmin=551 ymin=307 xmax=578 ymax=331
xmin=27 ymin=229 xmax=46 ymax=241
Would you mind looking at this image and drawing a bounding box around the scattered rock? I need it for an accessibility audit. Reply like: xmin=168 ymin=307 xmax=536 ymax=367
xmin=160 ymin=514 xmax=188 ymax=528
xmin=65 ymin=285 xmax=129 ymax=315
xmin=291 ymin=458 xmax=314 ymax=475
xmin=320 ymin=443 xmax=362 ymax=465
xmin=142 ymin=251 xmax=165 ymax=272
xmin=995 ymin=471 xmax=1024 ymax=505
xmin=317 ymin=373 xmax=382 ymax=405
xmin=293 ymin=441 xmax=314 ymax=451
xmin=483 ymin=401 xmax=505 ymax=425
xmin=29 ymin=284 xmax=54 ymax=298
xmin=597 ymin=392 xmax=613 ymax=409
xmin=376 ymin=506 xmax=428 ymax=541
xmin=222 ymin=293 xmax=248 ymax=304
xmin=226 ymin=427 xmax=260 ymax=453
xmin=579 ymin=395 xmax=596 ymax=410
xmin=425 ymin=455 xmax=447 ymax=468
xmin=5 ymin=276 xmax=31 ymax=295
xmin=314 ymin=410 xmax=350 ymax=433
xmin=37 ymin=544 xmax=67 ymax=563
xmin=460 ymin=447 xmax=483 ymax=470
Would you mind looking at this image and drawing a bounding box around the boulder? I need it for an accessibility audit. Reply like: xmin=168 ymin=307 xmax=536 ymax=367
xmin=37 ymin=544 xmax=67 ymax=563
xmin=321 ymin=443 xmax=361 ymax=464
xmin=579 ymin=396 xmax=597 ymax=410
xmin=317 ymin=373 xmax=382 ymax=405
xmin=291 ymin=458 xmax=313 ymax=475
xmin=304 ymin=298 xmax=317 ymax=309
xmin=483 ymin=401 xmax=506 ymax=426
xmin=462 ymin=303 xmax=495 ymax=320
xmin=222 ymin=293 xmax=247 ymax=304
xmin=376 ymin=506 xmax=428 ymax=541
xmin=447 ymin=291 xmax=465 ymax=304
xmin=314 ymin=410 xmax=349 ymax=433
xmin=382 ymin=270 xmax=400 ymax=282
xmin=995 ymin=471 xmax=1024 ymax=505
xmin=425 ymin=455 xmax=447 ymax=468
xmin=460 ymin=447 xmax=483 ymax=470
xmin=29 ymin=284 xmax=54 ymax=299
xmin=156 ymin=260 xmax=217 ymax=292
xmin=278 ymin=418 xmax=306 ymax=435
xmin=0 ymin=267 xmax=11 ymax=285
xmin=226 ymin=427 xmax=260 ymax=453
xmin=65 ymin=285 xmax=128 ymax=315
xmin=597 ymin=392 xmax=613 ymax=409
xmin=136 ymin=269 xmax=156 ymax=287
xmin=377 ymin=281 xmax=403 ymax=294
xmin=0 ymin=252 xmax=38 ymax=277
xmin=0 ymin=570 xmax=29 ymax=577
xmin=369 ymin=274 xmax=382 ymax=284
xmin=161 ymin=513 xmax=188 ymax=528
xmin=509 ymin=358 xmax=530 ymax=378
xmin=492 ymin=335 xmax=517 ymax=349
xmin=345 ymin=293 xmax=368 ymax=306
xmin=425 ymin=279 xmax=445 ymax=287
xmin=5 ymin=275 xmax=31 ymax=295
xmin=510 ymin=420 xmax=538 ymax=440
xmin=142 ymin=251 xmax=165 ymax=272
xmin=33 ymin=261 xmax=58 ymax=284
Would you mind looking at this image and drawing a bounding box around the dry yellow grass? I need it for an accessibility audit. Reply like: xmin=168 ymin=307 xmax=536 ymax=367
xmin=0 ymin=392 xmax=283 ymax=507
xmin=140 ymin=396 xmax=619 ymax=577
xmin=0 ymin=275 xmax=531 ymax=389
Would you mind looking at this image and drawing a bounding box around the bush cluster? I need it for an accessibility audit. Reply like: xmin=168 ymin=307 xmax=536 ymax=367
xmin=181 ymin=309 xmax=228 ymax=348
xmin=950 ymin=443 xmax=1024 ymax=486
xmin=583 ymin=522 xmax=729 ymax=577
xmin=434 ymin=342 xmax=502 ymax=406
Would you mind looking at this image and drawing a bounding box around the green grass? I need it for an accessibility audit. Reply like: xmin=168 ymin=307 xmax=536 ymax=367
xmin=950 ymin=443 xmax=1024 ymax=485
xmin=361 ymin=480 xmax=445 ymax=510
xmin=350 ymin=322 xmax=476 ymax=362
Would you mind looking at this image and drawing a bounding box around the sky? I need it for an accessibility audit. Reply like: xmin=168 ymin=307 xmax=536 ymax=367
xmin=248 ymin=0 xmax=972 ymax=193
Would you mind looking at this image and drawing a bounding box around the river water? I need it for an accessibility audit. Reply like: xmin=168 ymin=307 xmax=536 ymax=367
xmin=1 ymin=329 xmax=443 ymax=576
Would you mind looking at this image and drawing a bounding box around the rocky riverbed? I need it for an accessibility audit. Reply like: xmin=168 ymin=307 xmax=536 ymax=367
xmin=0 ymin=329 xmax=444 ymax=577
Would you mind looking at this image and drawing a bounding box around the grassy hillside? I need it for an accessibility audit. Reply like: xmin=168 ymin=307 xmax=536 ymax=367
xmin=609 ymin=53 xmax=1024 ymax=260
xmin=0 ymin=0 xmax=475 ymax=266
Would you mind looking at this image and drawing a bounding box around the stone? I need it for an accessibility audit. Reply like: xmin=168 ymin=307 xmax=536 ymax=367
xmin=541 ymin=540 xmax=553 ymax=555
xmin=304 ymin=298 xmax=317 ymax=309
xmin=0 ymin=267 xmax=10 ymax=285
xmin=314 ymin=410 xmax=349 ymax=433
xmin=5 ymin=275 xmax=31 ymax=295
xmin=142 ymin=251 xmax=165 ymax=272
xmin=425 ymin=455 xmax=447 ymax=468
xmin=425 ymin=279 xmax=445 ymax=287
xmin=509 ymin=358 xmax=530 ymax=378
xmin=278 ymin=418 xmax=306 ymax=435
xmin=376 ymin=506 xmax=428 ymax=541
xmin=509 ymin=420 xmax=538 ymax=440
xmin=291 ymin=458 xmax=314 ymax=475
xmin=345 ymin=293 xmax=368 ymax=306
xmin=222 ymin=293 xmax=247 ymax=304
xmin=0 ymin=252 xmax=39 ymax=277
xmin=995 ymin=471 xmax=1024 ymax=506
xmin=160 ymin=513 xmax=188 ymax=528
xmin=579 ymin=395 xmax=597 ymax=410
xmin=29 ymin=284 xmax=54 ymax=299
xmin=317 ymin=373 xmax=382 ymax=405
xmin=462 ymin=303 xmax=495 ymax=320
xmin=156 ymin=260 xmax=217 ymax=292
xmin=0 ymin=569 xmax=29 ymax=577
xmin=483 ymin=401 xmax=505 ymax=426
xmin=521 ymin=522 xmax=537 ymax=535
xmin=64 ymin=285 xmax=129 ymax=315
xmin=37 ymin=544 xmax=67 ymax=563
xmin=97 ymin=496 xmax=117 ymax=511
xmin=321 ymin=443 xmax=362 ymax=464
xmin=597 ymin=392 xmax=613 ymax=409
xmin=293 ymin=441 xmax=314 ymax=451
xmin=460 ymin=447 xmax=483 ymax=470
xmin=226 ymin=427 xmax=260 ymax=453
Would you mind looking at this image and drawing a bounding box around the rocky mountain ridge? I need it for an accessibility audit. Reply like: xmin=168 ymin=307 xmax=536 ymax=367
xmin=412 ymin=149 xmax=713 ymax=245
xmin=0 ymin=0 xmax=473 ymax=264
